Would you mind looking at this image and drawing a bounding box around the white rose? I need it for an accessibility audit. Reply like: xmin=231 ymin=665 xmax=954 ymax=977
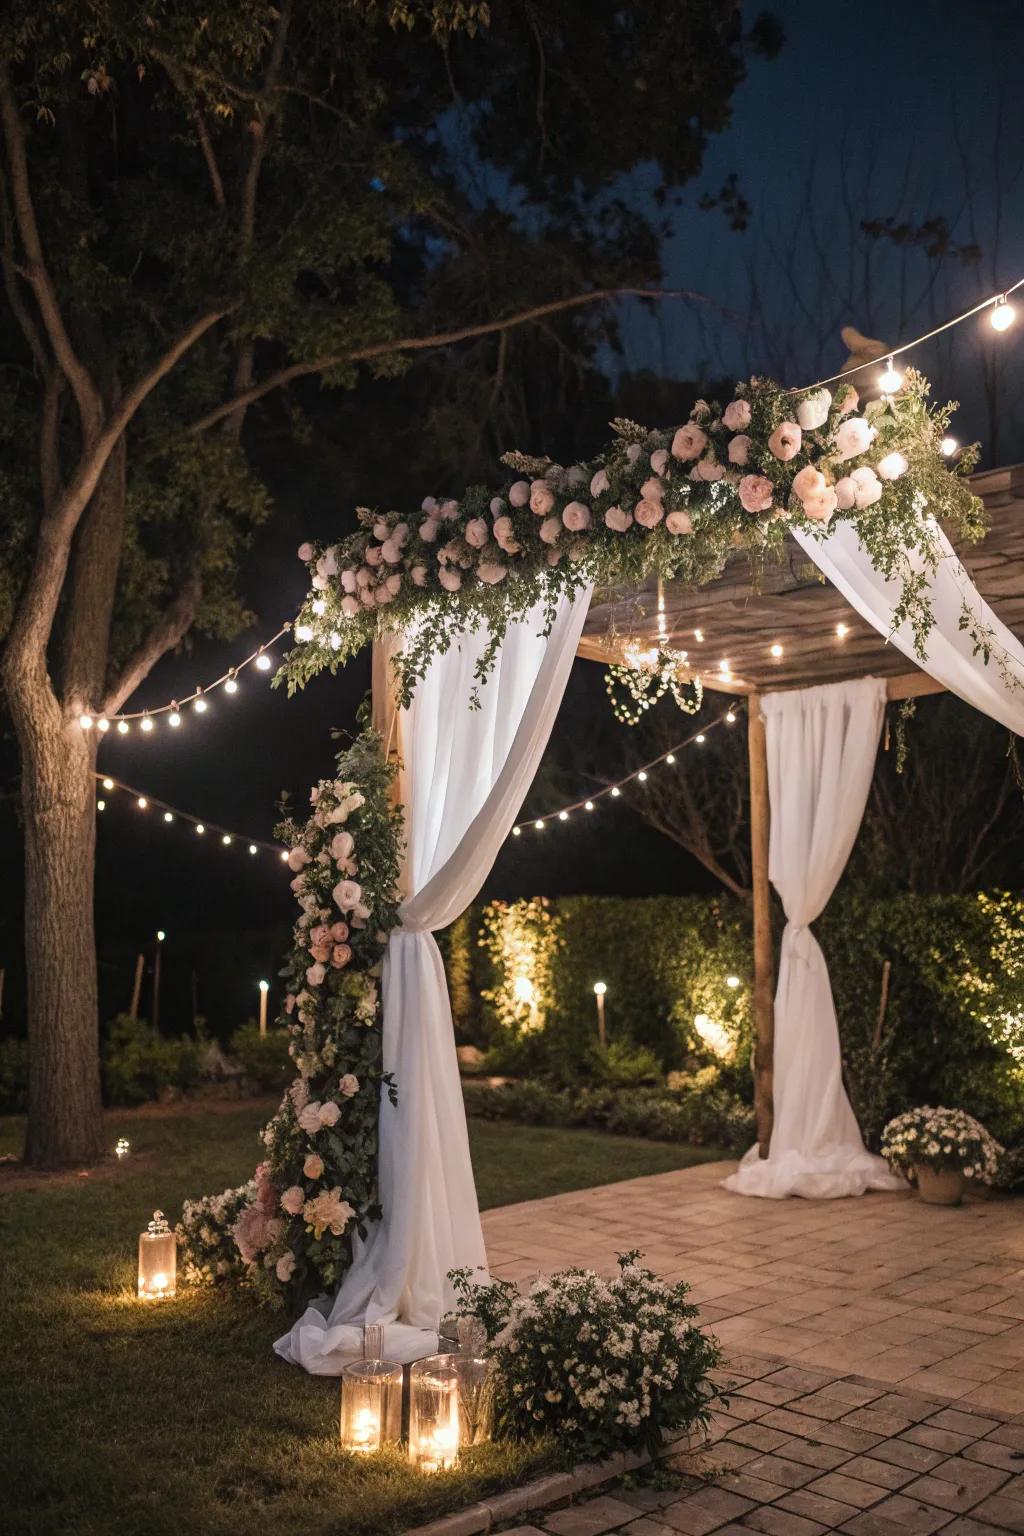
xmin=795 ymin=388 xmax=832 ymax=431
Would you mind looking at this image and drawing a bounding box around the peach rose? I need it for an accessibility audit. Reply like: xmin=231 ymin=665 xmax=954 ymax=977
xmin=331 ymin=943 xmax=352 ymax=968
xmin=529 ymin=480 xmax=556 ymax=516
xmin=275 ymin=1251 xmax=297 ymax=1283
xmin=297 ymin=542 xmax=313 ymax=562
xmin=303 ymin=1153 xmax=324 ymax=1180
xmin=693 ymin=459 xmax=724 ymax=482
xmin=738 ymin=475 xmax=774 ymax=514
xmin=419 ymin=517 xmax=440 ymax=542
xmin=562 ymin=501 xmax=591 ymax=532
xmin=476 ymin=561 xmax=508 ymax=584
xmin=801 ymin=488 xmax=838 ymax=523
xmin=341 ymin=595 xmax=360 ymax=617
xmin=722 ymin=399 xmax=751 ymax=432
xmin=665 ymin=510 xmax=693 ymax=535
xmin=339 ymin=1074 xmax=359 ymax=1097
xmin=280 ymin=1186 xmax=305 ymax=1216
xmin=508 ymin=480 xmax=530 ymax=507
xmin=306 ymin=962 xmax=326 ymax=987
xmin=332 ymin=878 xmax=363 ymax=912
xmin=836 ymin=385 xmax=859 ymax=415
xmin=634 ymin=498 xmax=664 ymax=528
xmin=539 ymin=516 xmax=561 ymax=545
xmin=330 ymin=921 xmax=349 ymax=941
xmin=727 ymin=434 xmax=751 ymax=466
xmin=590 ymin=468 xmax=610 ymax=497
xmin=791 ymin=465 xmax=827 ymax=504
xmin=604 ymin=506 xmax=633 ymax=532
xmin=835 ymin=476 xmax=857 ymax=510
xmin=464 ymin=517 xmax=489 ymax=548
xmin=671 ymin=423 xmax=708 ymax=460
xmin=649 ymin=448 xmax=669 ymax=475
xmin=437 ymin=566 xmax=462 ymax=592
xmin=318 ymin=1101 xmax=341 ymax=1128
xmin=767 ymin=422 xmax=802 ymax=461
xmin=310 ymin=941 xmax=331 ymax=963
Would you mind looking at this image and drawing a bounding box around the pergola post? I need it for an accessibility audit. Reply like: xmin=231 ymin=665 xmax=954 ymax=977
xmin=747 ymin=692 xmax=775 ymax=1158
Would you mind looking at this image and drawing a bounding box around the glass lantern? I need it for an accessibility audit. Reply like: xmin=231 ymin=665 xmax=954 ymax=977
xmin=137 ymin=1210 xmax=176 ymax=1300
xmin=340 ymin=1359 xmax=403 ymax=1455
xmin=455 ymin=1352 xmax=494 ymax=1449
xmin=408 ymin=1354 xmax=462 ymax=1471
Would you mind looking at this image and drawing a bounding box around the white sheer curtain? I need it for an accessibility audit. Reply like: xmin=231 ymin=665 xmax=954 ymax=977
xmin=276 ymin=590 xmax=592 ymax=1373
xmin=793 ymin=518 xmax=1024 ymax=735
xmin=725 ymin=678 xmax=904 ymax=1200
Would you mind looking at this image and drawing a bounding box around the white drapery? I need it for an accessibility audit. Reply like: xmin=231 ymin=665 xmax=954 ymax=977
xmin=276 ymin=590 xmax=591 ymax=1373
xmin=725 ymin=678 xmax=904 ymax=1200
xmin=793 ymin=518 xmax=1024 ymax=735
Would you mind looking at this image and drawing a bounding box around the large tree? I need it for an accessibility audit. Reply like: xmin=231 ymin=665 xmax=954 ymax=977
xmin=0 ymin=1 xmax=780 ymax=1165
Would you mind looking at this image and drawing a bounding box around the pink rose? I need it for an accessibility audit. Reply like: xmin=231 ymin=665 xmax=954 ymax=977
xmin=562 ymin=501 xmax=591 ymax=532
xmin=331 ymin=943 xmax=352 ymax=968
xmin=297 ymin=1101 xmax=323 ymax=1135
xmin=372 ymin=519 xmax=389 ymax=542
xmin=318 ymin=1101 xmax=341 ymax=1128
xmin=738 ymin=475 xmax=774 ymax=514
xmin=727 ymin=434 xmax=751 ymax=466
xmin=850 ymin=466 xmax=883 ymax=508
xmin=639 ymin=477 xmax=663 ymax=502
xmin=287 ymin=846 xmax=310 ymax=872
xmin=380 ymin=539 xmax=402 ymax=564
xmin=508 ymin=480 xmax=530 ymax=508
xmin=671 ymin=424 xmax=708 ymax=460
xmin=330 ymin=831 xmax=354 ymax=864
xmin=836 ymin=385 xmax=859 ymax=415
xmin=332 ymin=878 xmax=363 ymax=912
xmin=303 ymin=1153 xmax=324 ymax=1180
xmin=791 ymin=465 xmax=827 ymax=504
xmin=539 ymin=516 xmax=561 ymax=545
xmin=310 ymin=923 xmax=332 ymax=949
xmin=464 ymin=517 xmax=489 ymax=548
xmin=309 ymin=941 xmax=331 ymax=963
xmin=372 ymin=586 xmax=392 ymax=606
xmin=832 ymin=417 xmax=875 ymax=462
xmin=410 ymin=564 xmax=428 ymax=587
xmin=289 ymin=1078 xmax=309 ymax=1112
xmin=626 ymin=443 xmax=643 ymax=462
xmin=529 ymin=481 xmax=556 ymax=516
xmin=364 ymin=545 xmax=382 ymax=567
xmin=693 ymin=459 xmax=724 ymax=482
xmin=604 ymin=506 xmax=633 ymax=532
xmin=492 ymin=515 xmax=519 ymax=552
xmin=341 ymin=595 xmax=360 ymax=618
xmin=340 ymin=569 xmax=357 ymax=593
xmin=419 ymin=517 xmax=440 ymax=542
xmin=835 ymin=476 xmax=857 ymax=510
xmin=801 ymin=488 xmax=838 ymax=523
xmin=420 ymin=496 xmax=438 ymax=514
xmin=280 ymin=1186 xmax=305 ymax=1216
xmin=767 ymin=422 xmax=802 ymax=461
xmin=722 ymin=399 xmax=751 ymax=432
xmin=437 ymin=566 xmax=462 ymax=593
xmin=634 ymin=498 xmax=664 ymax=528
xmin=339 ymin=1074 xmax=359 ymax=1098
xmin=303 ymin=1187 xmax=354 ymax=1239
xmin=590 ymin=468 xmax=610 ymax=497
xmin=355 ymin=566 xmax=373 ymax=588
xmin=275 ymin=1252 xmax=297 ymax=1283
xmin=330 ymin=921 xmax=349 ymax=941
xmin=306 ymin=961 xmax=326 ymax=987
xmin=665 ymin=510 xmax=693 ymax=535
xmin=650 ymin=448 xmax=669 ymax=475
xmin=297 ymin=542 xmax=314 ymax=562
xmin=489 ymin=497 xmax=505 ymax=515
xmin=477 ymin=561 xmax=508 ymax=584
xmin=438 ymin=499 xmax=459 ymax=520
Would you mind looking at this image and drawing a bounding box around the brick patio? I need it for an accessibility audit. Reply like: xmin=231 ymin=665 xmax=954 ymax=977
xmin=481 ymin=1159 xmax=1024 ymax=1535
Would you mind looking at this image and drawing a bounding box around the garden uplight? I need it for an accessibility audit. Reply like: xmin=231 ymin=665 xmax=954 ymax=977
xmin=138 ymin=1211 xmax=176 ymax=1300
xmin=726 ymin=974 xmax=741 ymax=989
xmin=513 ymin=975 xmax=535 ymax=1004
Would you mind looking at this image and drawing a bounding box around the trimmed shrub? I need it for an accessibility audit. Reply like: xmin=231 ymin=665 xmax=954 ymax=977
xmin=228 ymin=1021 xmax=292 ymax=1091
xmin=101 ymin=1014 xmax=204 ymax=1105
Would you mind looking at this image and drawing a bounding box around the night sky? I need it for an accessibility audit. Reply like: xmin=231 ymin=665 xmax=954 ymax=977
xmin=2 ymin=0 xmax=1022 ymax=1036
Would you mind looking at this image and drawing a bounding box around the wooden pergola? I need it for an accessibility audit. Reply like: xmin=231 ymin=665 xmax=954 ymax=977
xmin=574 ymin=462 xmax=1024 ymax=1156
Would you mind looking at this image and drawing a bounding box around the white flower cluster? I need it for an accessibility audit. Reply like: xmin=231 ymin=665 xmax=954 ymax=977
xmin=176 ymin=1181 xmax=257 ymax=1286
xmin=881 ymin=1105 xmax=1003 ymax=1182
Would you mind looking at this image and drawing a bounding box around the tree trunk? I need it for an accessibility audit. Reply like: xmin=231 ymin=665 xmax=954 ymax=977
xmin=11 ymin=678 xmax=104 ymax=1167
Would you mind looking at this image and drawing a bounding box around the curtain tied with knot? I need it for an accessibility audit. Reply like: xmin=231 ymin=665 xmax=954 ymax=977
xmin=726 ymin=676 xmax=905 ymax=1201
xmin=276 ymin=589 xmax=592 ymax=1373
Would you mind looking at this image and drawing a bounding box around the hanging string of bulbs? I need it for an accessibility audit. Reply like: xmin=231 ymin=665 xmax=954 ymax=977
xmin=94 ymin=771 xmax=286 ymax=859
xmin=510 ymin=703 xmax=740 ymax=838
xmin=77 ymin=624 xmax=291 ymax=734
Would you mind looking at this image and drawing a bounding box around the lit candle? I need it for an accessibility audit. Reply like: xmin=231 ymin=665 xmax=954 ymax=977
xmin=137 ymin=1211 xmax=176 ymax=1300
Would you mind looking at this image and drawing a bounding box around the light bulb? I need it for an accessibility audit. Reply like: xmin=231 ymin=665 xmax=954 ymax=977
xmin=102 ymin=777 xmax=114 ymax=791
xmin=638 ymin=770 xmax=648 ymax=782
xmin=312 ymin=599 xmax=327 ymax=616
xmin=117 ymin=720 xmax=130 ymax=735
xmin=193 ymin=695 xmax=207 ymax=713
xmin=255 ymin=653 xmax=272 ymax=671
xmin=280 ymin=849 xmax=289 ymax=860
xmin=295 ymin=624 xmax=314 ymax=642
xmin=329 ymin=632 xmax=341 ymax=651
xmin=221 ymin=834 xmax=232 ymax=846
xmin=611 ymin=786 xmax=621 ymax=797
xmin=140 ymin=715 xmax=154 ymax=732
xmin=770 ymin=643 xmax=783 ymax=658
xmin=164 ymin=811 xmax=173 ymax=823
xmin=258 ymin=979 xmax=269 ymax=993
xmin=196 ymin=823 xmax=205 ymax=835
xmin=224 ymin=677 xmax=238 ymax=694
xmin=96 ymin=717 xmax=109 ymax=733
xmin=836 ymin=622 xmax=849 ymax=638
xmin=726 ymin=974 xmax=741 ymax=989
xmin=879 ymin=356 xmax=903 ymax=393
xmin=137 ymin=797 xmax=148 ymax=809
xmin=156 ymin=930 xmax=166 ymax=942
xmin=511 ymin=826 xmax=521 ymax=837
xmin=249 ymin=843 xmax=257 ymax=855
xmin=168 ymin=710 xmax=181 ymax=728
xmin=97 ymin=799 xmax=106 ymax=811
xmin=584 ymin=800 xmax=594 ymax=810
xmin=534 ymin=819 xmax=544 ymax=830
xmin=79 ymin=714 xmax=93 ymax=730
xmin=940 ymin=435 xmax=958 ymax=457
xmin=696 ymin=733 xmax=706 ymax=744
xmin=593 ymin=981 xmax=607 ymax=996
xmin=666 ymin=754 xmax=675 ymax=764
xmin=559 ymin=810 xmax=568 ymax=821
xmin=726 ymin=711 xmax=736 ymax=724
xmin=877 ymin=451 xmax=908 ymax=481
xmin=991 ymin=297 xmax=1015 ymax=332
xmin=694 ymin=628 xmax=704 ymax=642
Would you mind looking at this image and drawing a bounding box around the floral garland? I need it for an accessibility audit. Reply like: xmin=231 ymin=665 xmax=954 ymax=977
xmin=605 ymin=646 xmax=704 ymax=726
xmin=881 ymin=1105 xmax=1003 ymax=1183
xmin=177 ymin=731 xmax=402 ymax=1308
xmin=279 ymin=369 xmax=984 ymax=710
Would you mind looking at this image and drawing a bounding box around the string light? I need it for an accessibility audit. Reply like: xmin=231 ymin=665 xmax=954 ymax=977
xmin=879 ymin=355 xmax=903 ymax=394
xmin=140 ymin=715 xmax=153 ymax=733
xmin=665 ymin=754 xmax=675 ymax=764
xmin=770 ymin=643 xmax=783 ymax=658
xmin=224 ymin=674 xmax=239 ymax=695
xmin=255 ymin=652 xmax=272 ymax=672
xmin=558 ymin=810 xmax=568 ymax=821
xmin=725 ymin=710 xmax=736 ymax=724
xmin=79 ymin=714 xmax=93 ymax=730
xmin=836 ymin=622 xmax=849 ymax=638
xmin=584 ymin=800 xmax=595 ymax=810
xmin=991 ymin=296 xmax=1015 ymax=332
xmin=117 ymin=720 xmax=129 ymax=735
xmin=93 ymin=773 xmax=280 ymax=857
xmin=168 ymin=709 xmax=181 ymax=727
xmin=940 ymin=436 xmax=958 ymax=457
xmin=696 ymin=733 xmax=706 ymax=744
xmin=193 ymin=692 xmax=208 ymax=714
xmin=611 ymin=786 xmax=621 ymax=797
xmin=97 ymin=717 xmax=109 ymax=733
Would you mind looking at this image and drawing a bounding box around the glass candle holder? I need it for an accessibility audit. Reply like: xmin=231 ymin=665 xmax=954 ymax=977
xmin=137 ymin=1210 xmax=176 ymax=1300
xmin=408 ymin=1354 xmax=462 ymax=1471
xmin=455 ymin=1354 xmax=494 ymax=1448
xmin=340 ymin=1359 xmax=403 ymax=1455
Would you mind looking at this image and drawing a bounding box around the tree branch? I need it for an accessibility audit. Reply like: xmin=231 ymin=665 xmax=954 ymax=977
xmin=188 ymin=286 xmax=732 ymax=435
xmin=156 ymin=54 xmax=226 ymax=209
xmin=0 ymin=62 xmax=101 ymax=437
xmin=104 ymin=570 xmax=203 ymax=715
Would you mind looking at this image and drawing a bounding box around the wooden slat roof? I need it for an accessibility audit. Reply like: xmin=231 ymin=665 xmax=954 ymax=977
xmin=576 ymin=463 xmax=1024 ymax=694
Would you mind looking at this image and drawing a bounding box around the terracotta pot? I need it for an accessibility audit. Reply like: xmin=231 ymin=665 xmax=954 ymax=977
xmin=914 ymin=1166 xmax=966 ymax=1206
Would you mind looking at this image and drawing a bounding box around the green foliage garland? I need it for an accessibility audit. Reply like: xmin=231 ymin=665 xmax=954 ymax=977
xmin=178 ymin=731 xmax=402 ymax=1308
xmin=280 ymin=370 xmax=984 ymax=708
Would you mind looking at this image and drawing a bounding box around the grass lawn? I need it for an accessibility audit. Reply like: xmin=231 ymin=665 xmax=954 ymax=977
xmin=0 ymin=1101 xmax=728 ymax=1536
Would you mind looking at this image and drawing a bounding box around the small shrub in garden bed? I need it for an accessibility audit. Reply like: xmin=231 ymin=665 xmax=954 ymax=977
xmin=449 ymin=1251 xmax=721 ymax=1461
xmin=229 ymin=1021 xmax=293 ymax=1090
xmin=101 ymin=1014 xmax=205 ymax=1105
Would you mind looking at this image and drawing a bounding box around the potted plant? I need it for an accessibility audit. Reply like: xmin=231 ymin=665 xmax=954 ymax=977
xmin=881 ymin=1107 xmax=1003 ymax=1206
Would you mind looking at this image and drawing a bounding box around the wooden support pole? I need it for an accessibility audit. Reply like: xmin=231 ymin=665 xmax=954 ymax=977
xmin=129 ymin=952 xmax=144 ymax=1022
xmin=748 ymin=693 xmax=775 ymax=1158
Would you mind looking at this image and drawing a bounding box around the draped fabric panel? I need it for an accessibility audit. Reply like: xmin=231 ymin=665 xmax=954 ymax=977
xmin=725 ymin=678 xmax=904 ymax=1200
xmin=276 ymin=590 xmax=592 ymax=1372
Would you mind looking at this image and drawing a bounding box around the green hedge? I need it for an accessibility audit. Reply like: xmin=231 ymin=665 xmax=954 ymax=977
xmin=444 ymin=890 xmax=1024 ymax=1148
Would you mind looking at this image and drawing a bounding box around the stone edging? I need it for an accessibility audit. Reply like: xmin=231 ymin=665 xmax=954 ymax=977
xmin=405 ymin=1429 xmax=703 ymax=1536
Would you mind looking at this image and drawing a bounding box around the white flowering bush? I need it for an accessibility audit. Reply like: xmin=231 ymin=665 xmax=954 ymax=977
xmin=449 ymin=1252 xmax=721 ymax=1461
xmin=178 ymin=730 xmax=402 ymax=1308
xmin=282 ymin=369 xmax=987 ymax=711
xmin=881 ymin=1106 xmax=1003 ymax=1183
